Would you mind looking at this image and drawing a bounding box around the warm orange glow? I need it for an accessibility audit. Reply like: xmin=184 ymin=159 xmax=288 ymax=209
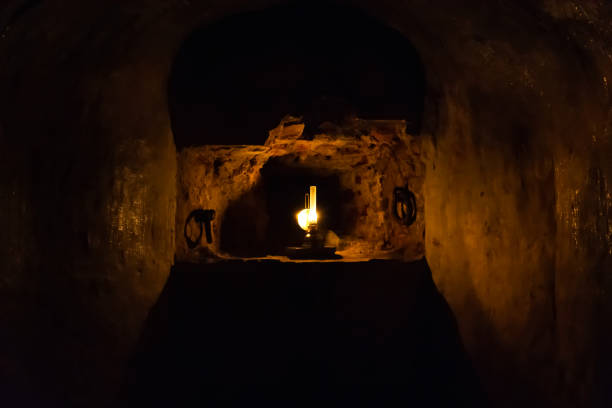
xmin=297 ymin=208 xmax=318 ymax=231
xmin=297 ymin=186 xmax=319 ymax=230
xmin=308 ymin=186 xmax=317 ymax=225
xmin=297 ymin=209 xmax=309 ymax=230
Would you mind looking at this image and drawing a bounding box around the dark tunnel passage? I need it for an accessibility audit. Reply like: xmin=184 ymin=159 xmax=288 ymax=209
xmin=220 ymin=158 xmax=351 ymax=257
xmin=120 ymin=259 xmax=486 ymax=407
xmin=168 ymin=2 xmax=427 ymax=147
xmin=1 ymin=0 xmax=611 ymax=407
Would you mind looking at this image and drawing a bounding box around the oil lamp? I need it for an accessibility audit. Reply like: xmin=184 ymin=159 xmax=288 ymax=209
xmin=297 ymin=185 xmax=319 ymax=235
xmin=287 ymin=185 xmax=336 ymax=259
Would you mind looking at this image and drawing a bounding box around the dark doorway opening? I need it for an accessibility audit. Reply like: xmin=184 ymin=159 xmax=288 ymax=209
xmin=168 ymin=2 xmax=426 ymax=148
xmin=260 ymin=156 xmax=356 ymax=254
xmin=218 ymin=156 xmax=358 ymax=257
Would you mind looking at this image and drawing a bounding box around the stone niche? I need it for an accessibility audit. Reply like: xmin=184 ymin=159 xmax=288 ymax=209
xmin=176 ymin=117 xmax=425 ymax=262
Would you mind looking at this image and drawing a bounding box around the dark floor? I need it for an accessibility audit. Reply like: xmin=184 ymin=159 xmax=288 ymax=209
xmin=120 ymin=258 xmax=485 ymax=407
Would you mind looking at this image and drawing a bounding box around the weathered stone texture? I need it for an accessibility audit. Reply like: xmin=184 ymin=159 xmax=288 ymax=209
xmin=0 ymin=0 xmax=610 ymax=407
xmin=176 ymin=119 xmax=424 ymax=262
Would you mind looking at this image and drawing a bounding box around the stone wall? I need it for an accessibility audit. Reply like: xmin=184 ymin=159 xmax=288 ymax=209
xmin=176 ymin=119 xmax=425 ymax=261
xmin=0 ymin=1 xmax=180 ymax=405
xmin=0 ymin=1 xmax=610 ymax=406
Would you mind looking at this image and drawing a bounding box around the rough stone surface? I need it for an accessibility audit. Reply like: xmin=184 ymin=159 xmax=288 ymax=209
xmin=176 ymin=119 xmax=424 ymax=262
xmin=0 ymin=1 xmax=610 ymax=407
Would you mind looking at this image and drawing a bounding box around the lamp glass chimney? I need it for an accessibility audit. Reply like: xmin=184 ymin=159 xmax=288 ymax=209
xmin=296 ymin=185 xmax=318 ymax=231
xmin=308 ymin=186 xmax=317 ymax=225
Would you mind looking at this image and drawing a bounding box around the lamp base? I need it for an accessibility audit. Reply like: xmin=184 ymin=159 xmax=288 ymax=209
xmin=285 ymin=245 xmax=338 ymax=260
xmin=285 ymin=227 xmax=339 ymax=260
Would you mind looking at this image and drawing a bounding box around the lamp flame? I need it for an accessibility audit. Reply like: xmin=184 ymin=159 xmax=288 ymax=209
xmin=297 ymin=208 xmax=318 ymax=231
xmin=297 ymin=185 xmax=318 ymax=230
